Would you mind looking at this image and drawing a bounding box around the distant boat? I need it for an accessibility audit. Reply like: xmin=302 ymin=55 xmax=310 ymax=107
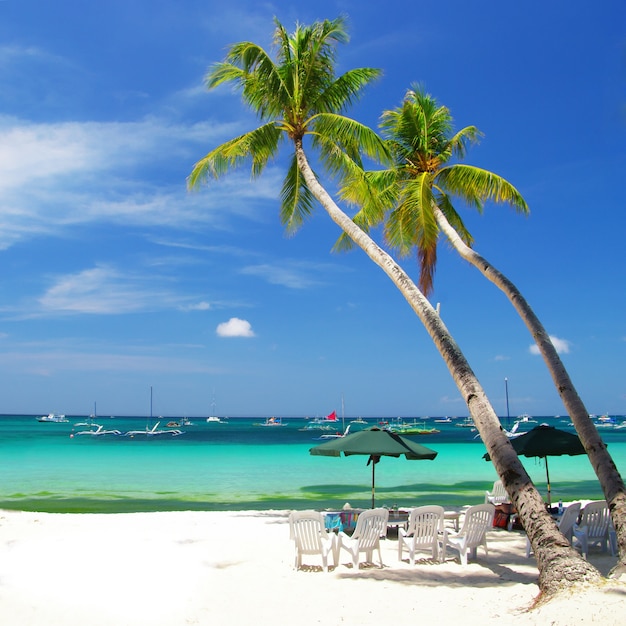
xmin=255 ymin=416 xmax=288 ymax=427
xmin=168 ymin=416 xmax=195 ymax=427
xmin=504 ymin=421 xmax=525 ymax=439
xmin=37 ymin=413 xmax=68 ymax=423
xmin=206 ymin=392 xmax=222 ymax=423
xmin=299 ymin=411 xmax=339 ymax=431
xmin=74 ymin=402 xmax=103 ymax=435
xmin=386 ymin=418 xmax=440 ymax=435
xmin=74 ymin=424 xmax=122 ymax=437
xmin=455 ymin=417 xmax=474 ymax=428
xmin=124 ymin=387 xmax=183 ymax=437
xmin=124 ymin=421 xmax=182 ymax=437
xmin=315 ymin=424 xmax=351 ymax=440
xmin=434 ymin=416 xmax=452 ymax=424
xmin=594 ymin=415 xmax=617 ymax=428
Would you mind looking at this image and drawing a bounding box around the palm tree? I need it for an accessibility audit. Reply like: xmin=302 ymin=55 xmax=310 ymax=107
xmin=340 ymin=85 xmax=625 ymax=573
xmin=187 ymin=17 xmax=601 ymax=594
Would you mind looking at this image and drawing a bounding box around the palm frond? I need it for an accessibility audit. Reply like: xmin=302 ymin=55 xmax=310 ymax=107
xmin=312 ymin=113 xmax=391 ymax=173
xmin=279 ymin=154 xmax=316 ymax=233
xmin=207 ymin=42 xmax=288 ymax=120
xmin=385 ymin=173 xmax=438 ymax=257
xmin=315 ymin=68 xmax=382 ymax=113
xmin=339 ymin=169 xmax=396 ymax=226
xmin=434 ymin=188 xmax=474 ymax=246
xmin=437 ymin=164 xmax=529 ymax=214
xmin=445 ymin=125 xmax=483 ymax=160
xmin=187 ymin=122 xmax=282 ymax=189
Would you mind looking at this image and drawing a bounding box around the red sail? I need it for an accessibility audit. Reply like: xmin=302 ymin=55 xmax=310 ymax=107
xmin=326 ymin=410 xmax=337 ymax=421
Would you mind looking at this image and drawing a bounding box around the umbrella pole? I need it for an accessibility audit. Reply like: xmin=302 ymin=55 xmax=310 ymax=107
xmin=545 ymin=457 xmax=552 ymax=508
xmin=371 ymin=461 xmax=375 ymax=509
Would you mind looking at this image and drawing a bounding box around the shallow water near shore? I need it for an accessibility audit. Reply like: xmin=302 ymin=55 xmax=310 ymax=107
xmin=2 ymin=414 xmax=625 ymax=513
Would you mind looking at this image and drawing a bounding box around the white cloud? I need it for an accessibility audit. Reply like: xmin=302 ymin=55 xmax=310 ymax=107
xmin=216 ymin=317 xmax=255 ymax=338
xmin=182 ymin=301 xmax=212 ymax=311
xmin=0 ymin=115 xmax=284 ymax=249
xmin=240 ymin=261 xmax=328 ymax=289
xmin=529 ymin=335 xmax=571 ymax=355
xmin=35 ymin=265 xmax=200 ymax=316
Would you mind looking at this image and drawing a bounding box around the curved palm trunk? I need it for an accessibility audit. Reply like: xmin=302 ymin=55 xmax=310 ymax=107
xmin=294 ymin=140 xmax=601 ymax=593
xmin=435 ymin=206 xmax=626 ymax=575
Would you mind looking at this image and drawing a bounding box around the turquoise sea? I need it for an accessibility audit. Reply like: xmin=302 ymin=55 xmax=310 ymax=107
xmin=2 ymin=414 xmax=625 ymax=513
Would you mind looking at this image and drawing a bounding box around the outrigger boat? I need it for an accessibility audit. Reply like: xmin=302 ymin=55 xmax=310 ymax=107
xmin=255 ymin=416 xmax=288 ymax=427
xmin=124 ymin=387 xmax=183 ymax=437
xmin=74 ymin=424 xmax=122 ymax=437
xmin=37 ymin=413 xmax=68 ymax=423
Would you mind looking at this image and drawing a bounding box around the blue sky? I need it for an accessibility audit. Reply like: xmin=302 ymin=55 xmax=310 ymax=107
xmin=0 ymin=1 xmax=624 ymax=418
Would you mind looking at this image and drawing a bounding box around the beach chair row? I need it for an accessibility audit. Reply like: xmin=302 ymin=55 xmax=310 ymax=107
xmin=289 ymin=503 xmax=496 ymax=571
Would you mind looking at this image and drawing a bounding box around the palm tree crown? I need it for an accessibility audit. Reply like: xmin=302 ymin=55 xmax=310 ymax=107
xmin=188 ymin=16 xmax=387 ymax=233
xmin=340 ymin=85 xmax=528 ymax=295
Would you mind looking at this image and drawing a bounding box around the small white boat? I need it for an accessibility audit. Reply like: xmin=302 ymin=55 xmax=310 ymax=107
xmin=73 ymin=424 xmax=121 ymax=437
xmin=124 ymin=388 xmax=183 ymax=436
xmin=37 ymin=413 xmax=68 ymax=423
xmin=505 ymin=421 xmax=526 ymax=439
xmin=434 ymin=416 xmax=452 ymax=423
xmin=256 ymin=417 xmax=288 ymax=427
xmin=206 ymin=416 xmax=222 ymax=423
xmin=301 ymin=411 xmax=340 ymax=429
xmin=315 ymin=424 xmax=351 ymax=440
xmin=124 ymin=421 xmax=183 ymax=437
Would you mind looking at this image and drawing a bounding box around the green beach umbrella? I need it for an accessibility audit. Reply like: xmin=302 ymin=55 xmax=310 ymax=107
xmin=483 ymin=424 xmax=586 ymax=507
xmin=310 ymin=426 xmax=438 ymax=508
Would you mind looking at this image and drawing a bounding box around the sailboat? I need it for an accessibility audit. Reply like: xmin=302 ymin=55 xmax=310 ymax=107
xmin=124 ymin=387 xmax=183 ymax=437
xmin=206 ymin=392 xmax=223 ymax=423
xmin=74 ymin=402 xmax=102 ymax=428
xmin=74 ymin=403 xmax=122 ymax=436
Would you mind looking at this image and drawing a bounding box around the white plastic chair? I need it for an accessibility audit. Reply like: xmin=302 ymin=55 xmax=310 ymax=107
xmin=572 ymin=500 xmax=613 ymax=559
xmin=289 ymin=510 xmax=336 ymax=572
xmin=441 ymin=503 xmax=495 ymax=565
xmin=484 ymin=479 xmax=509 ymax=505
xmin=336 ymin=508 xmax=389 ymax=569
xmin=526 ymin=501 xmax=581 ymax=558
xmin=398 ymin=505 xmax=445 ymax=564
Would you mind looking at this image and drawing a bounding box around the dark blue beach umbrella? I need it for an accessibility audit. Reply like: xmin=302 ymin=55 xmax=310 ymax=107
xmin=310 ymin=427 xmax=438 ymax=508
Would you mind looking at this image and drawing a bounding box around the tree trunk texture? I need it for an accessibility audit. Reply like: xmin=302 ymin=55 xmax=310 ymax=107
xmin=434 ymin=206 xmax=626 ymax=576
xmin=294 ymin=141 xmax=602 ymax=593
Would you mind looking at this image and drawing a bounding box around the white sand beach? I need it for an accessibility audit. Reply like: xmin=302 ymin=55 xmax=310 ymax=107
xmin=0 ymin=509 xmax=624 ymax=625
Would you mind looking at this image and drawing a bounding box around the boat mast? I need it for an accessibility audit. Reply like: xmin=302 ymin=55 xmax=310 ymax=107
xmin=148 ymin=385 xmax=153 ymax=430
xmin=341 ymin=393 xmax=345 ymax=431
xmin=504 ymin=377 xmax=510 ymax=427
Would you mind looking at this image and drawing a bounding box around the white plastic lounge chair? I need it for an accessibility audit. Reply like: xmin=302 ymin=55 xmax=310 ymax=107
xmin=526 ymin=501 xmax=581 ymax=558
xmin=336 ymin=508 xmax=389 ymax=569
xmin=398 ymin=505 xmax=445 ymax=564
xmin=572 ymin=500 xmax=613 ymax=559
xmin=484 ymin=479 xmax=509 ymax=505
xmin=289 ymin=510 xmax=336 ymax=572
xmin=441 ymin=503 xmax=495 ymax=565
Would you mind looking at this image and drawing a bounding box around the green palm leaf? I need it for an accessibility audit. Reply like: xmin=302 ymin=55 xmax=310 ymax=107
xmin=338 ymin=84 xmax=529 ymax=295
xmin=189 ymin=16 xmax=382 ymax=232
xmin=436 ymin=164 xmax=528 ymax=213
